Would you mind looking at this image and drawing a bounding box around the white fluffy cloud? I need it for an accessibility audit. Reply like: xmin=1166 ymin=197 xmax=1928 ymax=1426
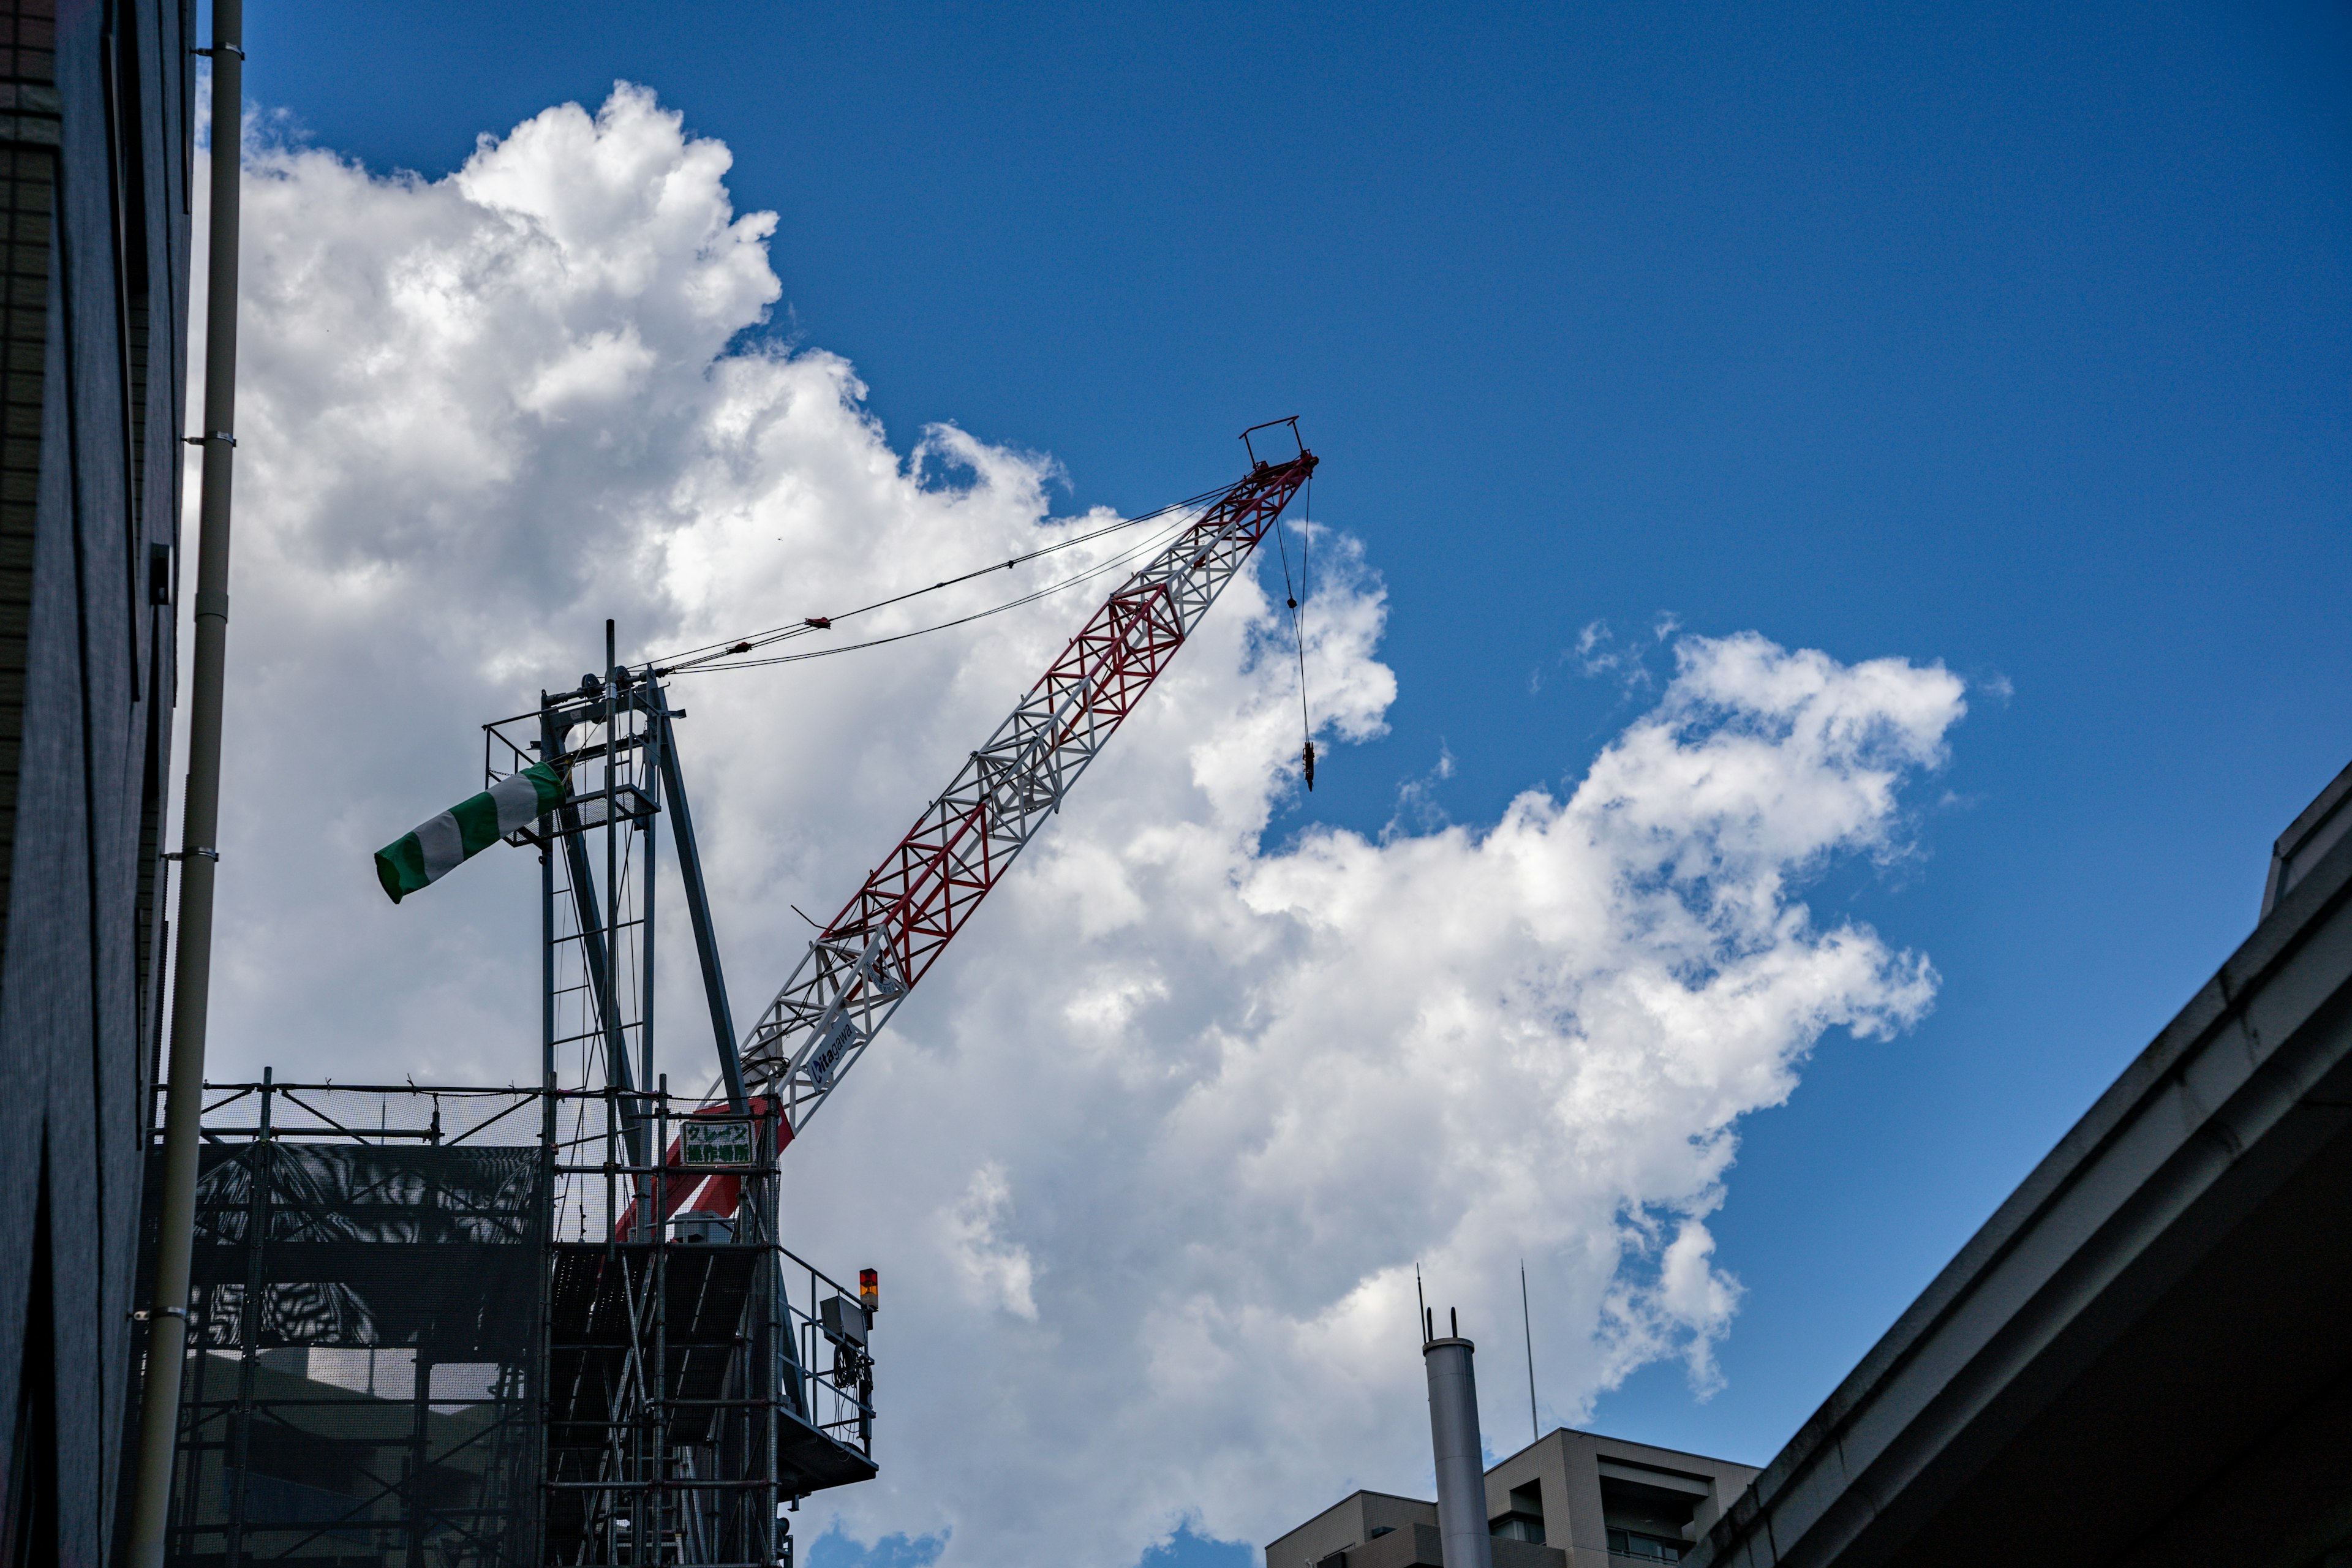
xmin=195 ymin=86 xmax=1967 ymax=1567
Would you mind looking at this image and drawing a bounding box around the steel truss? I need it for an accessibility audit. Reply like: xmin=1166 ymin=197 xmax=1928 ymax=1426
xmin=740 ymin=442 xmax=1316 ymax=1131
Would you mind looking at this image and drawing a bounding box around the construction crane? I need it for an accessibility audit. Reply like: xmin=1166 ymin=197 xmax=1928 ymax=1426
xmin=365 ymin=422 xmax=1316 ymax=1555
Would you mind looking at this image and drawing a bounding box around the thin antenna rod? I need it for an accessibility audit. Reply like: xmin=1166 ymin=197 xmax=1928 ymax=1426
xmin=1417 ymin=1264 xmax=1428 ymax=1344
xmin=1520 ymin=1261 xmax=1539 ymax=1442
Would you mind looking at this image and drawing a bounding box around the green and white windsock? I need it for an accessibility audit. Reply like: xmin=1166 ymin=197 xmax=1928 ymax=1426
xmin=375 ymin=763 xmax=567 ymax=904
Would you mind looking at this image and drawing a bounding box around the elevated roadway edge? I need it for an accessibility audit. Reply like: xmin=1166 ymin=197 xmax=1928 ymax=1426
xmin=1692 ymin=761 xmax=2352 ymax=1568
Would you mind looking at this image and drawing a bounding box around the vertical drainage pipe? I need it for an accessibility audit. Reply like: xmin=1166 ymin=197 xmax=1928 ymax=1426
xmin=124 ymin=5 xmax=243 ymax=1563
xmin=1424 ymin=1311 xmax=1494 ymax=1568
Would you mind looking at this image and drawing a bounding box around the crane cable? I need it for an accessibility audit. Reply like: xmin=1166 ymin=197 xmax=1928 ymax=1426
xmin=1270 ymin=470 xmax=1315 ymax=788
xmin=650 ymin=479 xmax=1237 ymax=677
xmin=657 ymin=511 xmax=1200 ymax=676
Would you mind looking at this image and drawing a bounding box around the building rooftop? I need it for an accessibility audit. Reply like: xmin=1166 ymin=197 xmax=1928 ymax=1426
xmin=1270 ymin=1425 xmax=1760 ymax=1567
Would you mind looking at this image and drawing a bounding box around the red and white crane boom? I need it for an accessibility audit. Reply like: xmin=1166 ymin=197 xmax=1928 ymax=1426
xmin=739 ymin=443 xmax=1316 ymax=1138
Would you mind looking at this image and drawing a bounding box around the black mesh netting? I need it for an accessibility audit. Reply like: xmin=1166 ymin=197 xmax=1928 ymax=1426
xmin=149 ymin=1137 xmax=546 ymax=1567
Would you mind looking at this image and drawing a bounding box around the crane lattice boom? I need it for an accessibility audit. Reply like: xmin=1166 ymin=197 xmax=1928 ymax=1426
xmin=740 ymin=449 xmax=1316 ymax=1131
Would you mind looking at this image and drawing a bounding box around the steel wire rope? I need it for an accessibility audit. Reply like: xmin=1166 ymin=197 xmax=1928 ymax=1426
xmin=660 ymin=511 xmax=1195 ymax=675
xmin=1270 ymin=471 xmax=1314 ymax=788
xmin=660 ymin=507 xmax=1204 ymax=677
xmin=649 ymin=478 xmax=1238 ymax=675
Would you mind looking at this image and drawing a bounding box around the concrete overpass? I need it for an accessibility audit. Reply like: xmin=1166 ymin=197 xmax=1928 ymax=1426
xmin=1692 ymin=761 xmax=2352 ymax=1568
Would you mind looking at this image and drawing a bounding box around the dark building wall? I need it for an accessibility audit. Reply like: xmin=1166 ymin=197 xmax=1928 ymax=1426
xmin=0 ymin=0 xmax=189 ymax=1561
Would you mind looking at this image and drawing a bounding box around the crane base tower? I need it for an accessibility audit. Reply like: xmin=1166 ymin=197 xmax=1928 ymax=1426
xmin=148 ymin=651 xmax=878 ymax=1567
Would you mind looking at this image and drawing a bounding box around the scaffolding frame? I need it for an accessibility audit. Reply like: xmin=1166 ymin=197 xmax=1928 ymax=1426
xmin=145 ymin=1079 xmax=548 ymax=1567
xmin=148 ymin=1079 xmax=877 ymax=1567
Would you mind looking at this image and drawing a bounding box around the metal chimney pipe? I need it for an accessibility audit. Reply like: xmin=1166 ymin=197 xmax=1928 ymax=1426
xmin=1424 ymin=1312 xmax=1494 ymax=1568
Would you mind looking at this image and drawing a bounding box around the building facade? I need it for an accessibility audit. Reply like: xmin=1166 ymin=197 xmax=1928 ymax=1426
xmin=0 ymin=0 xmax=192 ymax=1560
xmin=1270 ymin=1428 xmax=1760 ymax=1568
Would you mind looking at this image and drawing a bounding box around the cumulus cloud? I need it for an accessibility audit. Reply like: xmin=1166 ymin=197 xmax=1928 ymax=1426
xmin=193 ymin=85 xmax=1967 ymax=1567
xmin=941 ymin=1164 xmax=1040 ymax=1322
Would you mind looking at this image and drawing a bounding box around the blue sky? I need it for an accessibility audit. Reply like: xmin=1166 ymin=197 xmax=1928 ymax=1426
xmin=244 ymin=3 xmax=2350 ymax=1562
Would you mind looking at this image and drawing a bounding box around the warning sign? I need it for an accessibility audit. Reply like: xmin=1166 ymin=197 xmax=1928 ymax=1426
xmin=680 ymin=1118 xmax=755 ymax=1169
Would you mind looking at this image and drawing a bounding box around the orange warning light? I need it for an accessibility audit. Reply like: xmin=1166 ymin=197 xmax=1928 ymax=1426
xmin=859 ymin=1268 xmax=878 ymax=1317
